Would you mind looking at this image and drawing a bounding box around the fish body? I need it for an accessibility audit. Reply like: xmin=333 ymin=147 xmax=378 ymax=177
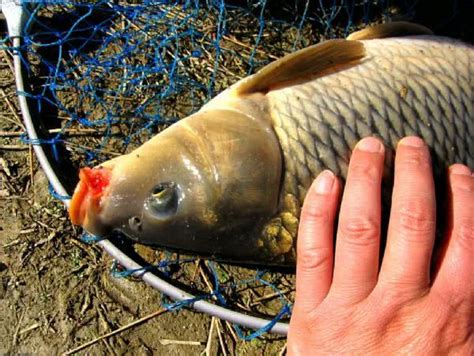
xmin=264 ymin=36 xmax=473 ymax=203
xmin=69 ymin=23 xmax=474 ymax=265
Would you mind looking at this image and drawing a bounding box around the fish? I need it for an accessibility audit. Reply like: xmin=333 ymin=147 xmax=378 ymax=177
xmin=69 ymin=22 xmax=474 ymax=266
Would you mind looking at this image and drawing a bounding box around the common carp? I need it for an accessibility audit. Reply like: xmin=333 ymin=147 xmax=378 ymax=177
xmin=69 ymin=23 xmax=473 ymax=265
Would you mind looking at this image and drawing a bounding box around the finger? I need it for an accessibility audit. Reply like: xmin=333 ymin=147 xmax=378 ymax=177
xmin=432 ymin=164 xmax=473 ymax=301
xmin=294 ymin=170 xmax=342 ymax=311
xmin=331 ymin=137 xmax=385 ymax=302
xmin=380 ymin=136 xmax=436 ymax=293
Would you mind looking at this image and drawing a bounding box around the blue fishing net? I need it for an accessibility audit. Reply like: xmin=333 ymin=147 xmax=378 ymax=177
xmin=1 ymin=0 xmax=471 ymax=340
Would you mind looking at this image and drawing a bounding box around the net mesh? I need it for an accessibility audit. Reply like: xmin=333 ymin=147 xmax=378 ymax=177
xmin=1 ymin=0 xmax=471 ymax=339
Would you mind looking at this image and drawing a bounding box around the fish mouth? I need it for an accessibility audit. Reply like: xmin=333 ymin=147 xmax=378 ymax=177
xmin=69 ymin=167 xmax=112 ymax=227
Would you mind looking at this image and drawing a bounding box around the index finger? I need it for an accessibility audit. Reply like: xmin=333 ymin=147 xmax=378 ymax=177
xmin=294 ymin=170 xmax=341 ymax=311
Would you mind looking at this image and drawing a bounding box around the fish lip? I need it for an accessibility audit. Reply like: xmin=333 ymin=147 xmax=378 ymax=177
xmin=69 ymin=167 xmax=112 ymax=228
xmin=69 ymin=178 xmax=88 ymax=226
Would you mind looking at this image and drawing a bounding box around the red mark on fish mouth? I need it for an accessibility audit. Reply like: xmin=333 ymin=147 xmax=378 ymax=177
xmin=69 ymin=167 xmax=111 ymax=226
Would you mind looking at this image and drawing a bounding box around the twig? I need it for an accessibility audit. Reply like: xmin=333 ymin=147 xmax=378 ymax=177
xmin=278 ymin=342 xmax=287 ymax=356
xmin=106 ymin=2 xmax=147 ymax=36
xmin=190 ymin=259 xmax=201 ymax=283
xmin=33 ymin=219 xmax=55 ymax=231
xmin=19 ymin=322 xmax=41 ymax=336
xmin=11 ymin=307 xmax=27 ymax=349
xmin=159 ymin=339 xmax=203 ymax=346
xmin=225 ymin=320 xmax=239 ymax=344
xmin=201 ymin=317 xmax=216 ymax=356
xmin=215 ymin=318 xmax=228 ymax=356
xmin=0 ymin=90 xmax=16 ymax=99
xmin=2 ymin=50 xmax=15 ymax=74
xmin=225 ymin=35 xmax=280 ymax=60
xmin=63 ymin=308 xmax=169 ymax=355
xmin=0 ymin=130 xmax=24 ymax=136
xmin=198 ymin=262 xmax=228 ymax=355
xmin=79 ymin=291 xmax=91 ymax=317
xmin=0 ymin=145 xmax=29 ymax=150
xmin=197 ymin=262 xmax=238 ymax=348
xmin=64 ymin=141 xmax=122 ymax=157
xmin=0 ymin=87 xmax=23 ymax=128
xmin=198 ymin=263 xmax=216 ymax=297
xmin=96 ymin=304 xmax=118 ymax=356
xmin=19 ymin=228 xmax=36 ymax=234
xmin=33 ymin=231 xmax=56 ymax=248
xmin=0 ymin=157 xmax=11 ymax=176
xmin=2 ymin=238 xmax=23 ymax=248
xmin=70 ymin=239 xmax=99 ymax=261
xmin=0 ymin=114 xmax=24 ymax=128
xmin=250 ymin=289 xmax=291 ymax=307
xmin=0 ymin=128 xmax=104 ymax=137
xmin=29 ymin=145 xmax=35 ymax=204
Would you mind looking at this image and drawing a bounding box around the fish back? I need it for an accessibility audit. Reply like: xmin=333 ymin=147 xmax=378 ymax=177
xmin=267 ymin=36 xmax=474 ymax=203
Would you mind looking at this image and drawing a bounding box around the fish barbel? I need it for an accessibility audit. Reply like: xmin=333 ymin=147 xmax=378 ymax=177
xmin=69 ymin=23 xmax=473 ymax=265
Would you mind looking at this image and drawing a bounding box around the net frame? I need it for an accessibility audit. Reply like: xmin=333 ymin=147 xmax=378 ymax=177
xmin=2 ymin=0 xmax=293 ymax=335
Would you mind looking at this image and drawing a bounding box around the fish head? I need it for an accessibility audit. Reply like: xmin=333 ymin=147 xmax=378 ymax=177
xmin=69 ymin=109 xmax=282 ymax=253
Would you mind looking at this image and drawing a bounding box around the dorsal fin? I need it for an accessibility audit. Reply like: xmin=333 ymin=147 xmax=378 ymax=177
xmin=235 ymin=39 xmax=365 ymax=95
xmin=347 ymin=21 xmax=433 ymax=41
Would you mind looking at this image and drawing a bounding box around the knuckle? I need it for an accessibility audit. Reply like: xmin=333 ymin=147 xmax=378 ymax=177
xmin=379 ymin=275 xmax=428 ymax=296
xmin=298 ymin=246 xmax=332 ymax=272
xmin=398 ymin=147 xmax=431 ymax=168
xmin=349 ymin=162 xmax=380 ymax=185
xmin=394 ymin=199 xmax=435 ymax=236
xmin=301 ymin=203 xmax=329 ymax=224
xmin=339 ymin=216 xmax=380 ymax=246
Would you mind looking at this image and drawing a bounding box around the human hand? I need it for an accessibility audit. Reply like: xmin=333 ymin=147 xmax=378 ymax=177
xmin=288 ymin=136 xmax=473 ymax=355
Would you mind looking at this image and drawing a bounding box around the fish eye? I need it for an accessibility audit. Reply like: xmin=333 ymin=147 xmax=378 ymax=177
xmin=152 ymin=183 xmax=167 ymax=196
xmin=145 ymin=182 xmax=178 ymax=218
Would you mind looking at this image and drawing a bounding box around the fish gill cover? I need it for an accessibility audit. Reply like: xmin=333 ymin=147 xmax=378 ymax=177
xmin=1 ymin=0 xmax=472 ymax=340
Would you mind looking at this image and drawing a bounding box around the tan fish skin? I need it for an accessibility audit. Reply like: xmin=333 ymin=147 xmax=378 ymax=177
xmin=69 ymin=23 xmax=473 ymax=265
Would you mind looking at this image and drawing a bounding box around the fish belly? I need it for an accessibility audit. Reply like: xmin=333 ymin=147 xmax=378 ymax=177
xmin=267 ymin=36 xmax=473 ymax=204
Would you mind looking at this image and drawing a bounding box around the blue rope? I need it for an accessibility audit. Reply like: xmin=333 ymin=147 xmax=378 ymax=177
xmin=79 ymin=232 xmax=104 ymax=244
xmin=48 ymin=183 xmax=71 ymax=201
xmin=247 ymin=0 xmax=267 ymax=75
xmin=234 ymin=304 xmax=292 ymax=340
xmin=292 ymin=0 xmax=310 ymax=50
xmin=110 ymin=258 xmax=195 ymax=278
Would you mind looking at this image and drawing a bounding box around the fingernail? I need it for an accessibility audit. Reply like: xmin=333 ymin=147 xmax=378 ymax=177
xmin=314 ymin=170 xmax=335 ymax=194
xmin=356 ymin=137 xmax=383 ymax=153
xmin=399 ymin=136 xmax=424 ymax=148
xmin=449 ymin=164 xmax=471 ymax=176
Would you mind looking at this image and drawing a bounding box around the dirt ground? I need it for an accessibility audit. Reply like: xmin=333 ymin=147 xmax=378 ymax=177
xmin=0 ymin=49 xmax=288 ymax=355
xmin=0 ymin=3 xmax=299 ymax=354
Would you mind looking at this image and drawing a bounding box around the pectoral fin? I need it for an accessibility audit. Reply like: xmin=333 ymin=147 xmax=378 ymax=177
xmin=347 ymin=21 xmax=433 ymax=41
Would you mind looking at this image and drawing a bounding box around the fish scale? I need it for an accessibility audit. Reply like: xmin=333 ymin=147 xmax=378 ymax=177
xmin=268 ymin=37 xmax=473 ymax=203
xmin=70 ymin=23 xmax=474 ymax=265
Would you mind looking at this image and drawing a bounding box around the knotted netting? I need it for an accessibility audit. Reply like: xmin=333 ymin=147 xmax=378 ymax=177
xmin=1 ymin=0 xmax=471 ymax=340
